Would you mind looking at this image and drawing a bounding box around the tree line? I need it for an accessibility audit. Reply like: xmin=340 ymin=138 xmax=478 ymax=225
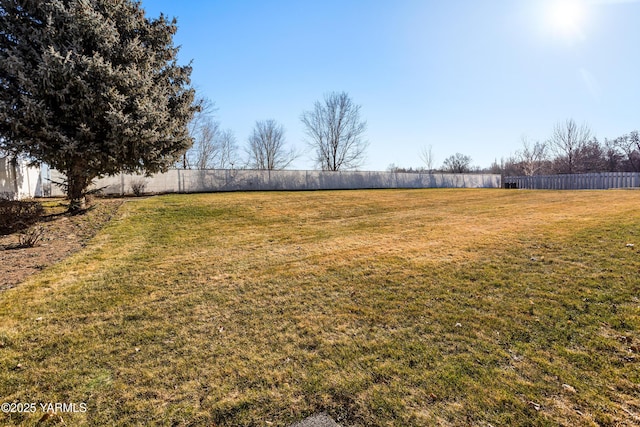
xmin=388 ymin=119 xmax=640 ymax=176
xmin=492 ymin=119 xmax=640 ymax=176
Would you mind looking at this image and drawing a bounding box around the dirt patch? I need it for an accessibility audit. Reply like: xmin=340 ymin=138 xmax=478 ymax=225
xmin=0 ymin=198 xmax=124 ymax=291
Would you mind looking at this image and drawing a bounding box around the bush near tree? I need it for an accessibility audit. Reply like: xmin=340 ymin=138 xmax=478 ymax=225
xmin=0 ymin=199 xmax=44 ymax=235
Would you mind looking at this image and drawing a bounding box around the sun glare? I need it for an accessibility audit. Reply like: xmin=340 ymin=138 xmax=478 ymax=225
xmin=548 ymin=0 xmax=587 ymax=40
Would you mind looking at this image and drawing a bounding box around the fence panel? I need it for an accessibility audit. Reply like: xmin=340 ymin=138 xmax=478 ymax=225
xmin=504 ymin=172 xmax=640 ymax=190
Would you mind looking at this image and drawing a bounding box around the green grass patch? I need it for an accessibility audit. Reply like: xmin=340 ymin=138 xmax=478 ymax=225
xmin=0 ymin=189 xmax=639 ymax=426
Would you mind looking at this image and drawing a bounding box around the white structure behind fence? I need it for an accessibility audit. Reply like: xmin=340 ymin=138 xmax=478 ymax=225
xmin=504 ymin=172 xmax=640 ymax=190
xmin=48 ymin=169 xmax=501 ymax=196
xmin=0 ymin=157 xmax=42 ymax=200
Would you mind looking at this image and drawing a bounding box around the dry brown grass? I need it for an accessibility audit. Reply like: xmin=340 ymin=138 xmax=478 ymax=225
xmin=0 ymin=189 xmax=638 ymax=426
xmin=0 ymin=198 xmax=123 ymax=290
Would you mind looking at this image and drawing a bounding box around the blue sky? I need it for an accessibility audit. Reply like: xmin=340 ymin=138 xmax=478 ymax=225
xmin=141 ymin=0 xmax=640 ymax=171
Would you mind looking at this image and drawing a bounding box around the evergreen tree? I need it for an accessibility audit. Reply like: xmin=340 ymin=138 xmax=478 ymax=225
xmin=0 ymin=0 xmax=197 ymax=210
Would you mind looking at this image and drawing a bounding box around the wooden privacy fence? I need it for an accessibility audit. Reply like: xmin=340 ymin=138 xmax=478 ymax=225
xmin=504 ymin=172 xmax=640 ymax=190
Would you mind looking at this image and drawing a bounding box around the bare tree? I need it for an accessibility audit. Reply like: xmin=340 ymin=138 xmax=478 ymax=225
xmin=575 ymin=138 xmax=606 ymax=173
xmin=183 ymin=97 xmax=218 ymax=169
xmin=217 ymin=129 xmax=241 ymax=169
xmin=442 ymin=153 xmax=472 ymax=173
xmin=548 ymin=119 xmax=591 ymax=174
xmin=419 ymin=145 xmax=435 ymax=171
xmin=190 ymin=117 xmax=221 ymax=169
xmin=183 ymin=97 xmax=242 ymax=170
xmin=602 ymin=138 xmax=624 ymax=172
xmin=627 ymin=131 xmax=640 ymax=171
xmin=614 ymin=131 xmax=640 ymax=172
xmin=489 ymin=156 xmax=524 ymax=177
xmin=246 ymin=120 xmax=296 ymax=170
xmin=517 ymin=137 xmax=548 ymax=176
xmin=301 ymin=91 xmax=368 ymax=171
xmin=387 ymin=163 xmax=399 ymax=173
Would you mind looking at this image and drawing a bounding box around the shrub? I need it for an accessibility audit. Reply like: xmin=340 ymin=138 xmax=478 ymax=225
xmin=17 ymin=225 xmax=46 ymax=248
xmin=130 ymin=178 xmax=147 ymax=197
xmin=0 ymin=199 xmax=45 ymax=235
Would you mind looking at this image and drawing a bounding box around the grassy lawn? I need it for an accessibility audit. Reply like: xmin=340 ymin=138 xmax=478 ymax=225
xmin=0 ymin=189 xmax=639 ymax=426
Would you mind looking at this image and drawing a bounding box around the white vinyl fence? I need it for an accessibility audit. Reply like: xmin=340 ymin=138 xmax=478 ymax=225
xmin=48 ymin=169 xmax=501 ymax=196
xmin=504 ymin=172 xmax=640 ymax=190
xmin=0 ymin=157 xmax=42 ymax=200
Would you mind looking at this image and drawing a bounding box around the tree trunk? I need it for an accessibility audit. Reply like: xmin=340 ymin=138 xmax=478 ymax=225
xmin=66 ymin=165 xmax=92 ymax=213
xmin=10 ymin=157 xmax=19 ymax=197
